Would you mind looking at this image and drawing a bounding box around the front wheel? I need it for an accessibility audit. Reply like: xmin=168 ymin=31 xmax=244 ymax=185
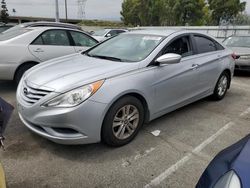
xmin=102 ymin=96 xmax=144 ymax=147
xmin=211 ymin=72 xmax=230 ymax=100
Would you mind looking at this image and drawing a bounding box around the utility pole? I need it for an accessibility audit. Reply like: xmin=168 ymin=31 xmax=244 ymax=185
xmin=65 ymin=0 xmax=68 ymax=21
xmin=78 ymin=0 xmax=87 ymax=21
xmin=55 ymin=0 xmax=60 ymax=22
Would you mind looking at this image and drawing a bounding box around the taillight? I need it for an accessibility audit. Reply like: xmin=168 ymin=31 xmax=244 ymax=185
xmin=231 ymin=53 xmax=240 ymax=60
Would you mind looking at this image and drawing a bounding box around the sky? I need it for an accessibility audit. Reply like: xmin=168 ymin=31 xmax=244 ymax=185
xmin=5 ymin=0 xmax=124 ymax=21
xmin=4 ymin=0 xmax=250 ymax=21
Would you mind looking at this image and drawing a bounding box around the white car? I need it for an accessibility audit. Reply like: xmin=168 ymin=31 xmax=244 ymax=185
xmin=0 ymin=22 xmax=98 ymax=83
xmin=91 ymin=29 xmax=127 ymax=42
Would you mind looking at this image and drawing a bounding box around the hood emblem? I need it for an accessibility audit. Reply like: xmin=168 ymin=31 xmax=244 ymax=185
xmin=23 ymin=87 xmax=29 ymax=96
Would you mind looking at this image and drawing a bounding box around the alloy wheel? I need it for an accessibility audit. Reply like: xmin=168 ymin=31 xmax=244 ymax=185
xmin=217 ymin=75 xmax=228 ymax=97
xmin=112 ymin=105 xmax=139 ymax=140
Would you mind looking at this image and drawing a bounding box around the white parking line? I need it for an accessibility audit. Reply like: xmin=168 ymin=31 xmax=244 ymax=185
xmin=144 ymin=122 xmax=234 ymax=188
xmin=240 ymin=107 xmax=250 ymax=117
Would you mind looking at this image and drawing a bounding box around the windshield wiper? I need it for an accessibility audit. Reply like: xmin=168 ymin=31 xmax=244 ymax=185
xmin=88 ymin=54 xmax=124 ymax=62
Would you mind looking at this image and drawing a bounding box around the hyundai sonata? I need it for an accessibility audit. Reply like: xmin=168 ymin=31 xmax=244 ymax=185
xmin=17 ymin=30 xmax=235 ymax=146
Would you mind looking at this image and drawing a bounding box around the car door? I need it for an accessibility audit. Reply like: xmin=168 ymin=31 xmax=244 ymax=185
xmin=28 ymin=29 xmax=75 ymax=62
xmin=154 ymin=35 xmax=201 ymax=114
xmin=191 ymin=34 xmax=223 ymax=93
xmin=68 ymin=30 xmax=98 ymax=53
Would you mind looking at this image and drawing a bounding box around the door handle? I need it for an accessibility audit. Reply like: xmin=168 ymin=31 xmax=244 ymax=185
xmin=190 ymin=64 xmax=199 ymax=70
xmin=34 ymin=48 xmax=44 ymax=53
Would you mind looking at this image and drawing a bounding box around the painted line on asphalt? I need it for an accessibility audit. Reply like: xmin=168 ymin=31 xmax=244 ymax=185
xmin=144 ymin=122 xmax=235 ymax=188
xmin=240 ymin=107 xmax=250 ymax=117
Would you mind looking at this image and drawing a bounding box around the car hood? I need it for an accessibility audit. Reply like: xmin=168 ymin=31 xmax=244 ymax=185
xmin=24 ymin=53 xmax=139 ymax=93
xmin=229 ymin=47 xmax=250 ymax=56
xmin=196 ymin=134 xmax=250 ymax=188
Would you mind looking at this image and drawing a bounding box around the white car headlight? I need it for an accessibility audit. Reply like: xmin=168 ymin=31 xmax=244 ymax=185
xmin=42 ymin=80 xmax=104 ymax=108
xmin=214 ymin=170 xmax=241 ymax=188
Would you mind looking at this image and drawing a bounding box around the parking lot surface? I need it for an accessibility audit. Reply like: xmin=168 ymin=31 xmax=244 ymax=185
xmin=0 ymin=72 xmax=250 ymax=188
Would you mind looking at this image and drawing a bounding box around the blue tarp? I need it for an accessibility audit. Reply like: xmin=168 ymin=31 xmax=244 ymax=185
xmin=0 ymin=97 xmax=14 ymax=136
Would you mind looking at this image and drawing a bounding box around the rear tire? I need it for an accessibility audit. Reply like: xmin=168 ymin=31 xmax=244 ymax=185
xmin=211 ymin=72 xmax=230 ymax=101
xmin=102 ymin=96 xmax=144 ymax=147
xmin=14 ymin=63 xmax=36 ymax=84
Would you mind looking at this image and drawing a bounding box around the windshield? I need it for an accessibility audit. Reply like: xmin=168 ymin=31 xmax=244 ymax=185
xmin=92 ymin=29 xmax=109 ymax=36
xmin=0 ymin=26 xmax=12 ymax=33
xmin=223 ymin=36 xmax=250 ymax=48
xmin=86 ymin=34 xmax=163 ymax=62
xmin=0 ymin=28 xmax=31 ymax=41
xmin=2 ymin=24 xmax=25 ymax=33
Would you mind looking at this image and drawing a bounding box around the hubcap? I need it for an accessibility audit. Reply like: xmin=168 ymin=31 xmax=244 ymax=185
xmin=217 ymin=75 xmax=228 ymax=96
xmin=112 ymin=105 xmax=139 ymax=140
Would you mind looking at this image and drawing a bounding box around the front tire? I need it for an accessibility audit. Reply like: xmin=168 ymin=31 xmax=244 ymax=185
xmin=212 ymin=72 xmax=230 ymax=100
xmin=102 ymin=96 xmax=144 ymax=147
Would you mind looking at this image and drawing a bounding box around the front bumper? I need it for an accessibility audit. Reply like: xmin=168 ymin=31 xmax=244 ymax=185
xmin=17 ymin=93 xmax=108 ymax=145
xmin=235 ymin=59 xmax=250 ymax=71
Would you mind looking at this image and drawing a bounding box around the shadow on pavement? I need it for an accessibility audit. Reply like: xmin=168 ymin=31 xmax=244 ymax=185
xmin=234 ymin=70 xmax=250 ymax=77
xmin=0 ymin=81 xmax=16 ymax=93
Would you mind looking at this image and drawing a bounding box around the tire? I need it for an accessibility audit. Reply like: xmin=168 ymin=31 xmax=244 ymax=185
xmin=14 ymin=63 xmax=36 ymax=84
xmin=211 ymin=72 xmax=230 ymax=101
xmin=102 ymin=96 xmax=145 ymax=147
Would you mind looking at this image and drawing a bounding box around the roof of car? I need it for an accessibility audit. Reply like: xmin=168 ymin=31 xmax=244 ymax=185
xmin=18 ymin=21 xmax=83 ymax=31
xmin=128 ymin=29 xmax=182 ymax=36
xmin=228 ymin=35 xmax=250 ymax=37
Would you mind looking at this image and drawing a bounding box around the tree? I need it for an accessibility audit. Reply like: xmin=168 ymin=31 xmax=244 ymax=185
xmin=208 ymin=0 xmax=246 ymax=25
xmin=173 ymin=0 xmax=207 ymax=26
xmin=121 ymin=0 xmax=141 ymax=26
xmin=0 ymin=0 xmax=9 ymax=24
xmin=120 ymin=0 xmax=208 ymax=26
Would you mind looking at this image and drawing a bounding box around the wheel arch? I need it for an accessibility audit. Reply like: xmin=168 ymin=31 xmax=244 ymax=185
xmin=222 ymin=69 xmax=232 ymax=89
xmin=13 ymin=61 xmax=39 ymax=81
xmin=101 ymin=91 xmax=151 ymax=135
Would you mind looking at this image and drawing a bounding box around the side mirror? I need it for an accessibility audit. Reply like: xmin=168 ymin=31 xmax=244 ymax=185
xmin=156 ymin=53 xmax=181 ymax=65
xmin=106 ymin=33 xmax=111 ymax=38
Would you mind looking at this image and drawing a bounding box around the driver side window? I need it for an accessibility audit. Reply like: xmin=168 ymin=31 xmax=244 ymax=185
xmin=163 ymin=36 xmax=193 ymax=57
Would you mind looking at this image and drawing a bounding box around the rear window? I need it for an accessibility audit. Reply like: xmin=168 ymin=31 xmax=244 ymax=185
xmin=194 ymin=35 xmax=217 ymax=54
xmin=0 ymin=28 xmax=31 ymax=41
xmin=223 ymin=36 xmax=250 ymax=48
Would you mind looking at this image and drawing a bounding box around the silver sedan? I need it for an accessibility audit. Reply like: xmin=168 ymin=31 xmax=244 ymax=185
xmin=16 ymin=30 xmax=235 ymax=146
xmin=223 ymin=35 xmax=250 ymax=71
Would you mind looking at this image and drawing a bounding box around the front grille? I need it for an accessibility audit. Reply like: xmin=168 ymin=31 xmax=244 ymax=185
xmin=21 ymin=82 xmax=52 ymax=105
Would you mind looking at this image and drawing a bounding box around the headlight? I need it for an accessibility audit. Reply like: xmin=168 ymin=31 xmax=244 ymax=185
xmin=42 ymin=80 xmax=104 ymax=108
xmin=214 ymin=170 xmax=241 ymax=188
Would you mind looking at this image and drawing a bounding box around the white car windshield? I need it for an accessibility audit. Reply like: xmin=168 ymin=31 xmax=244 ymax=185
xmin=86 ymin=34 xmax=163 ymax=62
xmin=223 ymin=36 xmax=250 ymax=48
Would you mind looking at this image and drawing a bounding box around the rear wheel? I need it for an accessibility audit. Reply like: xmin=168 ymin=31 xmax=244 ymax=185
xmin=102 ymin=96 xmax=144 ymax=147
xmin=212 ymin=72 xmax=230 ymax=100
xmin=14 ymin=63 xmax=36 ymax=84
